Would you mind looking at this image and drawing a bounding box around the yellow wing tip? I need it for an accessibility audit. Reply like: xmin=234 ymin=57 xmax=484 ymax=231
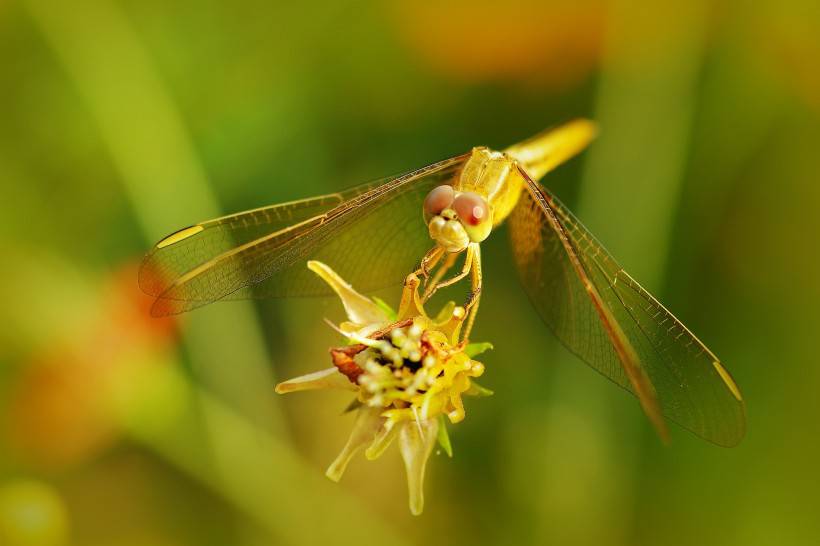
xmin=712 ymin=361 xmax=743 ymax=402
xmin=156 ymin=225 xmax=204 ymax=249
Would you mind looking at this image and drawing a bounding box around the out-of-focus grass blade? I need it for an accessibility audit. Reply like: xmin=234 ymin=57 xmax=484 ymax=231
xmin=23 ymin=1 xmax=406 ymax=542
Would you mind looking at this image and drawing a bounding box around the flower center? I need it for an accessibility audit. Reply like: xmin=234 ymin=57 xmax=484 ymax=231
xmin=356 ymin=323 xmax=442 ymax=408
xmin=329 ymin=318 xmax=484 ymax=424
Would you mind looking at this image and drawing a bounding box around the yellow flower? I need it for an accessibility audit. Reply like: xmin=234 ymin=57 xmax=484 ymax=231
xmin=276 ymin=261 xmax=492 ymax=515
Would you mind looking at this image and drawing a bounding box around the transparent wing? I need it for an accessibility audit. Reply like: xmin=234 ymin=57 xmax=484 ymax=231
xmin=508 ymin=173 xmax=746 ymax=446
xmin=140 ymin=154 xmax=469 ymax=316
xmin=139 ymin=189 xmax=376 ymax=298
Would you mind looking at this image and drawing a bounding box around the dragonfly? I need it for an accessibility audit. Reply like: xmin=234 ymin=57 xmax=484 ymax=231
xmin=140 ymin=119 xmax=745 ymax=447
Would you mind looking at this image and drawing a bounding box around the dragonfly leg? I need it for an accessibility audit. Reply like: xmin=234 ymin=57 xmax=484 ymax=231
xmin=422 ymin=246 xmax=474 ymax=303
xmin=461 ymin=244 xmax=482 ymax=342
xmin=417 ymin=246 xmax=445 ymax=279
xmin=423 ymin=251 xmax=459 ymax=300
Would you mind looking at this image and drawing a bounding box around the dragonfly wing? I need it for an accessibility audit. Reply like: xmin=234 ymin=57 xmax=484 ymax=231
xmin=508 ymin=172 xmax=746 ymax=446
xmin=139 ymin=191 xmax=371 ymax=297
xmin=140 ymin=155 xmax=469 ymax=316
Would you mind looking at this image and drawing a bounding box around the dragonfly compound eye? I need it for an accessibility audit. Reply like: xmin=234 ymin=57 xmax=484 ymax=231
xmin=423 ymin=185 xmax=455 ymax=216
xmin=453 ymin=192 xmax=489 ymax=226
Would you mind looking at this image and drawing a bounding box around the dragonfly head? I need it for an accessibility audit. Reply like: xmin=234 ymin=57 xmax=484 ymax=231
xmin=424 ymin=185 xmax=493 ymax=253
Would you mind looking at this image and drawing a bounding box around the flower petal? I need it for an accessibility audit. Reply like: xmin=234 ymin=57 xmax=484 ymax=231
xmin=371 ymin=296 xmax=397 ymax=321
xmin=436 ymin=415 xmax=453 ymax=458
xmin=397 ymin=273 xmax=426 ymax=320
xmin=326 ymin=407 xmax=384 ymax=482
xmin=433 ymin=301 xmax=456 ymax=324
xmin=308 ymin=261 xmax=389 ymax=325
xmin=275 ymin=367 xmax=356 ymax=394
xmin=447 ymin=390 xmax=466 ymax=423
xmin=464 ymin=380 xmax=494 ymax=397
xmin=398 ymin=417 xmax=439 ymax=515
xmin=438 ymin=305 xmax=467 ymax=344
xmin=465 ymin=341 xmax=494 ymax=357
xmin=364 ymin=421 xmax=400 ymax=460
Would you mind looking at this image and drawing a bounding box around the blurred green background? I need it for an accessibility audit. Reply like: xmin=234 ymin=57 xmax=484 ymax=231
xmin=1 ymin=0 xmax=819 ymax=545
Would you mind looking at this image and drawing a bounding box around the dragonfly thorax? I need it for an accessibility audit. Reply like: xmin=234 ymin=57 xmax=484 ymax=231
xmin=458 ymin=147 xmax=526 ymax=227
